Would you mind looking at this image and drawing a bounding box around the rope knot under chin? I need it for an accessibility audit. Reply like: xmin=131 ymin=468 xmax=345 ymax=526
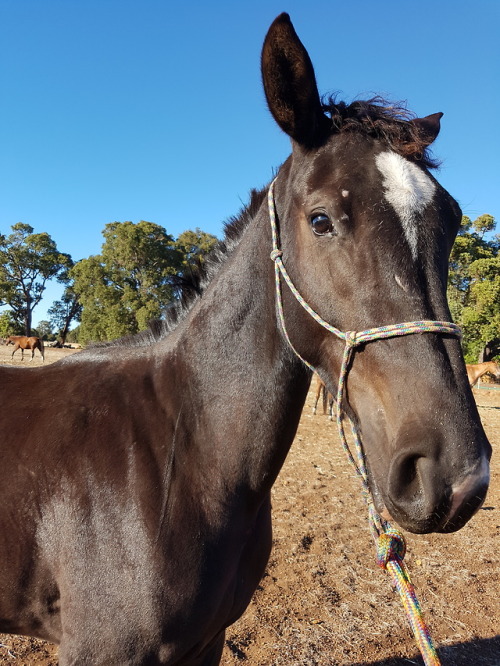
xmin=345 ymin=331 xmax=358 ymax=347
xmin=270 ymin=249 xmax=283 ymax=262
xmin=377 ymin=531 xmax=407 ymax=569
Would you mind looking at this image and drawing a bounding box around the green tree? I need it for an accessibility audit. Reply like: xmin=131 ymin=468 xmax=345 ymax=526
xmin=0 ymin=310 xmax=22 ymax=337
xmin=0 ymin=223 xmax=73 ymax=335
xmin=172 ymin=228 xmax=218 ymax=297
xmin=71 ymin=221 xmax=185 ymax=344
xmin=174 ymin=228 xmax=218 ymax=267
xmin=36 ymin=320 xmax=54 ymax=339
xmin=66 ymin=325 xmax=80 ymax=344
xmin=71 ymin=222 xmax=219 ymax=345
xmin=48 ymin=285 xmax=82 ymax=345
xmin=447 ymin=215 xmax=500 ymax=361
xmin=70 ymin=255 xmax=133 ymax=344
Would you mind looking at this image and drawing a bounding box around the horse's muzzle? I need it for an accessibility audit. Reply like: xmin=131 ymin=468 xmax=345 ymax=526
xmin=382 ymin=447 xmax=491 ymax=534
xmin=438 ymin=457 xmax=490 ymax=533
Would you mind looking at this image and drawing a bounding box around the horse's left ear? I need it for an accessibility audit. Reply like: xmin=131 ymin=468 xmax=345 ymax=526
xmin=410 ymin=112 xmax=443 ymax=147
xmin=261 ymin=13 xmax=330 ymax=148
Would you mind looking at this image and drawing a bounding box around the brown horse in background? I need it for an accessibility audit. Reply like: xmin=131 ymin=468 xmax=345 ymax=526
xmin=5 ymin=335 xmax=45 ymax=362
xmin=312 ymin=374 xmax=334 ymax=419
xmin=466 ymin=360 xmax=500 ymax=387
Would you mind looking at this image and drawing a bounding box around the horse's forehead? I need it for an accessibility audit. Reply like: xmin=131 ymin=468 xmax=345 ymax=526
xmin=296 ymin=144 xmax=443 ymax=262
xmin=374 ymin=151 xmax=436 ymax=259
xmin=375 ymin=151 xmax=436 ymax=214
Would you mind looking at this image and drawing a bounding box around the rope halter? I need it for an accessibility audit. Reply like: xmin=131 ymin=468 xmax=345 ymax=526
xmin=268 ymin=178 xmax=461 ymax=666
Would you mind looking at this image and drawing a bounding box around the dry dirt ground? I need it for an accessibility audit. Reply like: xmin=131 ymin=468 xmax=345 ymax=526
xmin=0 ymin=345 xmax=498 ymax=665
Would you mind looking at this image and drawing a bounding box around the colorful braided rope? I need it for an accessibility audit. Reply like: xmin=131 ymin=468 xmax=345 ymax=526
xmin=268 ymin=179 xmax=460 ymax=666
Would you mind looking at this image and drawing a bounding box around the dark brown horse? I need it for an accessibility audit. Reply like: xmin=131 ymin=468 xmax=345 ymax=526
xmin=4 ymin=335 xmax=45 ymax=362
xmin=0 ymin=14 xmax=491 ymax=666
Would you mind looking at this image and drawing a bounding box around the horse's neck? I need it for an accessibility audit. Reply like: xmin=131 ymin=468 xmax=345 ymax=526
xmin=171 ymin=205 xmax=310 ymax=494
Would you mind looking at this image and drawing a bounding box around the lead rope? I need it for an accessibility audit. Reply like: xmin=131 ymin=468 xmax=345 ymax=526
xmin=268 ymin=179 xmax=461 ymax=666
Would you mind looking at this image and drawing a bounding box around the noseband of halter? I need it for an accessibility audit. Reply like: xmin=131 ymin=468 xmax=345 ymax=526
xmin=268 ymin=178 xmax=459 ymax=666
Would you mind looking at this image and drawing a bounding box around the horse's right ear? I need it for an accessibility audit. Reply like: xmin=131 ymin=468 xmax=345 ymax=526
xmin=261 ymin=13 xmax=330 ymax=149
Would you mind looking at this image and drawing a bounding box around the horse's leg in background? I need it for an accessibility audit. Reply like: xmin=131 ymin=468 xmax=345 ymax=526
xmin=321 ymin=383 xmax=327 ymax=415
xmin=466 ymin=366 xmax=478 ymax=387
xmin=11 ymin=344 xmax=20 ymax=360
xmin=312 ymin=376 xmax=322 ymax=414
xmin=328 ymin=394 xmax=334 ymax=420
xmin=30 ymin=345 xmax=35 ymax=362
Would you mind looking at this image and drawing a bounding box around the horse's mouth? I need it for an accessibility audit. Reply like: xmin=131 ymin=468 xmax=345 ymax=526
xmin=367 ymin=463 xmax=489 ymax=535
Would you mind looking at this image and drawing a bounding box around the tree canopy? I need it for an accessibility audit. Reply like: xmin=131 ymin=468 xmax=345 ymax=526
xmin=71 ymin=221 xmax=217 ymax=344
xmin=48 ymin=285 xmax=82 ymax=344
xmin=447 ymin=215 xmax=499 ymax=362
xmin=0 ymin=223 xmax=73 ymax=334
xmin=0 ymin=310 xmax=22 ymax=337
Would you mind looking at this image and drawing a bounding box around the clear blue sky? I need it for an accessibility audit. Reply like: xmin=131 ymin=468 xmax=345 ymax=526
xmin=1 ymin=0 xmax=499 ymax=326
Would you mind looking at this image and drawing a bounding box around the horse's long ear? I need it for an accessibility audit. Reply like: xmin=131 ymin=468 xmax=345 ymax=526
xmin=261 ymin=13 xmax=330 ymax=149
xmin=410 ymin=112 xmax=443 ymax=147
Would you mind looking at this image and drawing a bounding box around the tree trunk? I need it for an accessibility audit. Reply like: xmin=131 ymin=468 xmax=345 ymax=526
xmin=478 ymin=338 xmax=500 ymax=362
xmin=59 ymin=298 xmax=81 ymax=345
xmin=24 ymin=312 xmax=31 ymax=336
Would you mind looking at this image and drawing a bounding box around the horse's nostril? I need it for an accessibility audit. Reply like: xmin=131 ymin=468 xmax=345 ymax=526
xmin=383 ymin=442 xmax=491 ymax=534
xmin=386 ymin=451 xmax=450 ymax=533
xmin=398 ymin=454 xmax=420 ymax=493
xmin=440 ymin=458 xmax=490 ymax=532
xmin=389 ymin=453 xmax=425 ymax=504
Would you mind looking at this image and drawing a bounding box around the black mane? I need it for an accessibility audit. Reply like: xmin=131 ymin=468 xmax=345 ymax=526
xmin=84 ymin=187 xmax=268 ymax=351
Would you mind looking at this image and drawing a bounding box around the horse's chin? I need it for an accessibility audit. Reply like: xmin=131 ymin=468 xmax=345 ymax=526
xmin=379 ymin=506 xmax=395 ymax=523
xmin=367 ymin=475 xmax=430 ymax=534
xmin=366 ymin=476 xmax=394 ymax=522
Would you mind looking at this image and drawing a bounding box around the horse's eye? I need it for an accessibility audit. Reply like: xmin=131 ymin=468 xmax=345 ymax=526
xmin=310 ymin=214 xmax=334 ymax=236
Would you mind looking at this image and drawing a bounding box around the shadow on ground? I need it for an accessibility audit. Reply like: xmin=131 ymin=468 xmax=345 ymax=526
xmin=352 ymin=635 xmax=500 ymax=665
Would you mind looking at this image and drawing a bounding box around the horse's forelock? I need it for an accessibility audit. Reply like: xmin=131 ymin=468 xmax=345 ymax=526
xmin=322 ymin=96 xmax=440 ymax=169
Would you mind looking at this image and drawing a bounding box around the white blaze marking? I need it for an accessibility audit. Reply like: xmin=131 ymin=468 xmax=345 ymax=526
xmin=375 ymin=151 xmax=436 ymax=259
